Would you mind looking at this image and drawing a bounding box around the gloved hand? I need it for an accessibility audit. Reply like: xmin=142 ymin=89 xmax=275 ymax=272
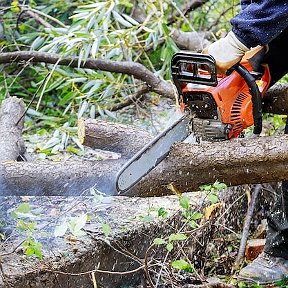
xmin=203 ymin=31 xmax=249 ymax=75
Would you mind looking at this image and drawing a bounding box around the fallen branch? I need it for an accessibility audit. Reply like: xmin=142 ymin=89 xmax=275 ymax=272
xmin=233 ymin=184 xmax=262 ymax=270
xmin=0 ymin=51 xmax=175 ymax=99
xmin=78 ymin=118 xmax=152 ymax=158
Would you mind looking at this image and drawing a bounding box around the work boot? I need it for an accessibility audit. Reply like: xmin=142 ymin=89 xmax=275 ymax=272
xmin=238 ymin=252 xmax=288 ymax=285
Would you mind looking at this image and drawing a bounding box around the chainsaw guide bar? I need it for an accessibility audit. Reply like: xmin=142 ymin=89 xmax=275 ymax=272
xmin=116 ymin=114 xmax=192 ymax=194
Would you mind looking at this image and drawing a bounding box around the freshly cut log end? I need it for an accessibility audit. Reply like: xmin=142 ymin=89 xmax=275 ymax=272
xmin=245 ymin=239 xmax=266 ymax=261
xmin=77 ymin=118 xmax=86 ymax=145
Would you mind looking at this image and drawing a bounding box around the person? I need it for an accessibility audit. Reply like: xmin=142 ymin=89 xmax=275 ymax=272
xmin=203 ymin=0 xmax=288 ymax=285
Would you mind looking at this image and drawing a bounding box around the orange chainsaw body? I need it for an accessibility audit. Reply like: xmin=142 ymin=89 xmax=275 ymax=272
xmin=175 ymin=51 xmax=271 ymax=139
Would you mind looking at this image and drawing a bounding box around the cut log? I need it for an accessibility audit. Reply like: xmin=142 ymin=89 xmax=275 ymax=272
xmin=2 ymin=89 xmax=288 ymax=196
xmin=263 ymin=83 xmax=288 ymax=115
xmin=0 ymin=160 xmax=124 ymax=196
xmin=127 ymin=135 xmax=288 ymax=196
xmin=78 ymin=118 xmax=152 ymax=158
xmin=0 ymin=96 xmax=26 ymax=163
xmin=2 ymin=133 xmax=288 ymax=196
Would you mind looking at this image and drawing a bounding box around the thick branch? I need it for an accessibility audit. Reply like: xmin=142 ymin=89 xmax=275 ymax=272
xmin=263 ymin=83 xmax=288 ymax=114
xmin=78 ymin=118 xmax=152 ymax=158
xmin=126 ymin=135 xmax=288 ymax=196
xmin=0 ymin=51 xmax=175 ymax=99
xmin=171 ymin=30 xmax=210 ymax=51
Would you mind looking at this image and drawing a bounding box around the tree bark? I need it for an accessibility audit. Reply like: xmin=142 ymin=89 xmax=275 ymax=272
xmin=1 ymin=84 xmax=288 ymax=196
xmin=0 ymin=97 xmax=26 ymax=163
xmin=0 ymin=160 xmax=124 ymax=196
xmin=263 ymin=83 xmax=288 ymax=115
xmin=78 ymin=118 xmax=153 ymax=158
xmin=127 ymin=135 xmax=288 ymax=196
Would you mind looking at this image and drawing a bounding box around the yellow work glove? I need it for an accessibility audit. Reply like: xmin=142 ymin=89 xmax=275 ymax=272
xmin=203 ymin=31 xmax=249 ymax=75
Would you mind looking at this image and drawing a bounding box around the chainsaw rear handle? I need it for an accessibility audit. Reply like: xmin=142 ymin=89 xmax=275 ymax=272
xmin=233 ymin=64 xmax=263 ymax=135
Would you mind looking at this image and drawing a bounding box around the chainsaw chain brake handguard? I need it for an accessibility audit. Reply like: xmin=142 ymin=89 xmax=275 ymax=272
xmin=171 ymin=51 xmax=263 ymax=136
xmin=171 ymin=51 xmax=218 ymax=90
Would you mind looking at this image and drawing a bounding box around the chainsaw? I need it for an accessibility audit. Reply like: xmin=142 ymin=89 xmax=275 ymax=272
xmin=116 ymin=48 xmax=271 ymax=194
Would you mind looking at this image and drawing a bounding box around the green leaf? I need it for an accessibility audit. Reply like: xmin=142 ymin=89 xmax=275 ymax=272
xmin=212 ymin=181 xmax=227 ymax=191
xmin=168 ymin=233 xmax=187 ymax=242
xmin=112 ymin=11 xmax=133 ymax=28
xmin=191 ymin=212 xmax=203 ymax=220
xmin=139 ymin=214 xmax=154 ymax=223
xmin=171 ymin=259 xmax=193 ymax=272
xmin=15 ymin=203 xmax=30 ymax=214
xmin=162 ymin=23 xmax=169 ymax=36
xmin=73 ymin=214 xmax=87 ymax=231
xmin=23 ymin=238 xmax=43 ymax=259
xmin=101 ymin=223 xmax=112 ymax=238
xmin=158 ymin=207 xmax=168 ymax=218
xmin=208 ymin=193 xmax=219 ymax=204
xmin=166 ymin=242 xmax=173 ymax=252
xmin=179 ymin=196 xmax=190 ymax=210
xmin=153 ymin=238 xmax=166 ymax=245
xmin=16 ymin=220 xmax=35 ymax=232
xmin=199 ymin=184 xmax=212 ymax=192
xmin=25 ymin=245 xmax=35 ymax=257
xmin=68 ymin=214 xmax=87 ymax=237
xmin=189 ymin=220 xmax=198 ymax=229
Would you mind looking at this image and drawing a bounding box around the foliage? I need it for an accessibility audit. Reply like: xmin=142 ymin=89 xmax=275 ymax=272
xmin=0 ymin=0 xmax=239 ymax=127
xmin=200 ymin=180 xmax=227 ymax=204
xmin=11 ymin=202 xmax=43 ymax=259
xmin=1 ymin=0 xmax=284 ymax=285
xmin=171 ymin=259 xmax=193 ymax=273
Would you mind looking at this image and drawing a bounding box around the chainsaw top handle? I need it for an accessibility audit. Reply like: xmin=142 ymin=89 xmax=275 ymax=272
xmin=232 ymin=64 xmax=262 ymax=135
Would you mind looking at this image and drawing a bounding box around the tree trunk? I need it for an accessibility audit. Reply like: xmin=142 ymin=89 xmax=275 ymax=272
xmin=127 ymin=135 xmax=288 ymax=196
xmin=1 ymin=85 xmax=288 ymax=196
xmin=0 ymin=97 xmax=26 ymax=163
